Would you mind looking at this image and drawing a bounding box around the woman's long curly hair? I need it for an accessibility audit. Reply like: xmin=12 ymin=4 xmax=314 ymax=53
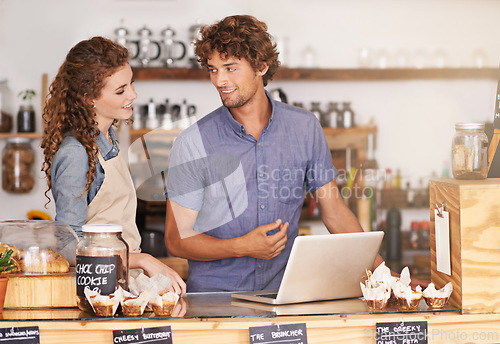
xmin=41 ymin=36 xmax=129 ymax=204
xmin=194 ymin=15 xmax=280 ymax=86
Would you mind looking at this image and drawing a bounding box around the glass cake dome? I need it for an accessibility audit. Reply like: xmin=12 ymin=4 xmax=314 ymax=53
xmin=0 ymin=220 xmax=78 ymax=274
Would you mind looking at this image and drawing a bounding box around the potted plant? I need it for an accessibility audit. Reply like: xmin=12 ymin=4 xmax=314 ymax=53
xmin=0 ymin=249 xmax=18 ymax=312
xmin=17 ymin=89 xmax=36 ymax=133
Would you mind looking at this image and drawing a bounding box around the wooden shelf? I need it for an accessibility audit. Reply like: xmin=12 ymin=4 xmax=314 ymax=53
xmin=130 ymin=126 xmax=375 ymax=139
xmin=0 ymin=126 xmax=376 ymax=142
xmin=130 ymin=128 xmax=183 ymax=137
xmin=132 ymin=67 xmax=209 ymax=81
xmin=132 ymin=67 xmax=499 ymax=81
xmin=276 ymin=67 xmax=499 ymax=81
xmin=0 ymin=132 xmax=42 ymax=139
xmin=322 ymin=126 xmax=377 ymax=135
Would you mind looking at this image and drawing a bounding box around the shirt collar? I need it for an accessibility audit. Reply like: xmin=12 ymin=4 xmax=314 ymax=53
xmin=95 ymin=126 xmax=119 ymax=158
xmin=223 ymin=90 xmax=276 ymax=138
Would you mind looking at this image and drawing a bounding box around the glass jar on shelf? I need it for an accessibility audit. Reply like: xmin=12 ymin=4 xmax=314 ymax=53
xmin=17 ymin=105 xmax=35 ymax=133
xmin=2 ymin=137 xmax=35 ymax=193
xmin=452 ymin=122 xmax=488 ymax=179
xmin=309 ymin=102 xmax=323 ymax=124
xmin=340 ymin=102 xmax=355 ymax=128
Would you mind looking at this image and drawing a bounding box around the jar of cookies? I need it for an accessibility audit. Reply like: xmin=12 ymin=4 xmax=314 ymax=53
xmin=452 ymin=122 xmax=488 ymax=179
xmin=76 ymin=224 xmax=129 ymax=311
xmin=2 ymin=137 xmax=35 ymax=193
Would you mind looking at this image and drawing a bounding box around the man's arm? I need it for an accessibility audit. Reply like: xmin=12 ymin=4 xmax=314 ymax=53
xmin=314 ymin=179 xmax=429 ymax=288
xmin=314 ymin=179 xmax=363 ymax=234
xmin=164 ymin=200 xmax=289 ymax=261
xmin=314 ymin=179 xmax=385 ymax=269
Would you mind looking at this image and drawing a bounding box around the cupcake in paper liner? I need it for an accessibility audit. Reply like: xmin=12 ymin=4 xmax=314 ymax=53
xmin=423 ymin=282 xmax=453 ymax=309
xmin=84 ymin=286 xmax=124 ymax=317
xmin=390 ymin=266 xmax=412 ymax=305
xmin=150 ymin=273 xmax=173 ymax=295
xmin=129 ymin=273 xmax=152 ymax=295
xmin=370 ymin=262 xmax=399 ymax=289
xmin=398 ymin=266 xmax=411 ymax=286
xmin=150 ymin=291 xmax=180 ymax=316
xmin=360 ymin=281 xmax=391 ymax=311
xmin=129 ymin=272 xmax=172 ymax=296
xmin=392 ymin=282 xmax=422 ymax=310
xmin=121 ymin=289 xmax=151 ymax=317
xmin=369 ymin=262 xmax=404 ymax=306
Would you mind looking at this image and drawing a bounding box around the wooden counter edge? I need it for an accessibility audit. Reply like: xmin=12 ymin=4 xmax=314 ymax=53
xmin=2 ymin=312 xmax=500 ymax=344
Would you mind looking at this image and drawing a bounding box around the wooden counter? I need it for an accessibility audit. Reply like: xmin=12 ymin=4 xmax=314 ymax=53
xmin=1 ymin=293 xmax=500 ymax=343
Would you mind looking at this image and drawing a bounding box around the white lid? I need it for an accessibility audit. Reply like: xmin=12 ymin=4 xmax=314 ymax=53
xmin=6 ymin=137 xmax=32 ymax=144
xmin=455 ymin=122 xmax=485 ymax=130
xmin=82 ymin=224 xmax=123 ymax=233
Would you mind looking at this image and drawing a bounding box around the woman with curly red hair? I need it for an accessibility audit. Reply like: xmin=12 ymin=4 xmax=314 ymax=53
xmin=41 ymin=36 xmax=185 ymax=295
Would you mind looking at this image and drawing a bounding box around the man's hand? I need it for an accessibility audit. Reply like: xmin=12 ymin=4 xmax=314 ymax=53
xmin=410 ymin=277 xmax=430 ymax=290
xmin=238 ymin=219 xmax=289 ymax=260
xmin=167 ymin=200 xmax=290 ymax=261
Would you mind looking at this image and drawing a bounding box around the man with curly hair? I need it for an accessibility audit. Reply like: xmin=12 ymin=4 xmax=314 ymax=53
xmin=164 ymin=15 xmax=378 ymax=292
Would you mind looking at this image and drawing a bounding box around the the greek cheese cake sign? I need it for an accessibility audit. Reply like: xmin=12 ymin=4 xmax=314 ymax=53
xmin=375 ymin=321 xmax=428 ymax=344
xmin=249 ymin=323 xmax=307 ymax=344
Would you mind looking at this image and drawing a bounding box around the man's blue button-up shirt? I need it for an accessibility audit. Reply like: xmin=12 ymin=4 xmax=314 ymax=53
xmin=166 ymin=92 xmax=337 ymax=292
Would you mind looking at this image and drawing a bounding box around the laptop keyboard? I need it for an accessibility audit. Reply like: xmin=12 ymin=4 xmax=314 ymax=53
xmin=256 ymin=293 xmax=278 ymax=299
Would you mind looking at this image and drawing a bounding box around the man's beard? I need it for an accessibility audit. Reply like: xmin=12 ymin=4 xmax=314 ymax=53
xmin=220 ymin=92 xmax=252 ymax=109
xmin=221 ymin=96 xmax=249 ymax=109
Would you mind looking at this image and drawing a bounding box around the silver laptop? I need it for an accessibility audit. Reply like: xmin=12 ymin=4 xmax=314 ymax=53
xmin=231 ymin=231 xmax=384 ymax=305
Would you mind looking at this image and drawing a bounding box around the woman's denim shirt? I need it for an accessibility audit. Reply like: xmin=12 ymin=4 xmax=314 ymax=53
xmin=50 ymin=128 xmax=119 ymax=238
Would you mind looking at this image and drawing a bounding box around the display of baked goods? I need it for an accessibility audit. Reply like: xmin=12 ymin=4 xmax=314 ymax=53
xmin=361 ymin=261 xmax=452 ymax=311
xmin=0 ymin=244 xmax=70 ymax=274
xmin=20 ymin=248 xmax=70 ymax=273
xmin=83 ymin=272 xmax=180 ymax=318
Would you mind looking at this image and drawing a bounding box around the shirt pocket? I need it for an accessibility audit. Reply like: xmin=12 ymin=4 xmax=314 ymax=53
xmin=277 ymin=165 xmax=305 ymax=204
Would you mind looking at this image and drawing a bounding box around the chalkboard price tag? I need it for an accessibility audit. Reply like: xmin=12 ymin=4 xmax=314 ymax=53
xmin=376 ymin=321 xmax=428 ymax=344
xmin=0 ymin=326 xmax=40 ymax=343
xmin=113 ymin=326 xmax=173 ymax=344
xmin=76 ymin=255 xmax=118 ymax=296
xmin=249 ymin=323 xmax=307 ymax=344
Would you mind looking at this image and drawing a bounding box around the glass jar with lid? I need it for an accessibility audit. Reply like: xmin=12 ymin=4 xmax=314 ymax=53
xmin=2 ymin=137 xmax=35 ymax=193
xmin=76 ymin=224 xmax=129 ymax=311
xmin=452 ymin=122 xmax=488 ymax=179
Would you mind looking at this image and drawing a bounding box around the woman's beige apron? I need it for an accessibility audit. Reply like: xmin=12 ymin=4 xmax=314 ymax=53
xmin=86 ymin=151 xmax=141 ymax=253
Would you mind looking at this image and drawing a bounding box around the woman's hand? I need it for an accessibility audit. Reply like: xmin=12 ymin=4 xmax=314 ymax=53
xmin=129 ymin=252 xmax=187 ymax=296
xmin=171 ymin=297 xmax=187 ymax=317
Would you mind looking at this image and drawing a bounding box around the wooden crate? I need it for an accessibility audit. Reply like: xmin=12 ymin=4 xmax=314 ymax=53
xmin=4 ymin=271 xmax=76 ymax=309
xmin=429 ymin=178 xmax=500 ymax=314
